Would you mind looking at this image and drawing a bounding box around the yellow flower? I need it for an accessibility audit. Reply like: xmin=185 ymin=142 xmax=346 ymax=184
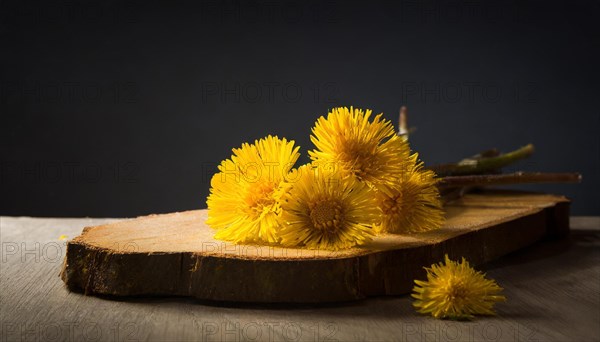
xmin=206 ymin=135 xmax=300 ymax=244
xmin=375 ymin=153 xmax=445 ymax=234
xmin=278 ymin=164 xmax=379 ymax=250
xmin=412 ymin=255 xmax=506 ymax=320
xmin=309 ymin=107 xmax=411 ymax=191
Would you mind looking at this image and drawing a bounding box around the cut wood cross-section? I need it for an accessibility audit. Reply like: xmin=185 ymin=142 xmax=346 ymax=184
xmin=61 ymin=190 xmax=570 ymax=303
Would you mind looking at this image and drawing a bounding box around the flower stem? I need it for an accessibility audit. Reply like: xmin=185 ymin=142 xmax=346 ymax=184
xmin=398 ymin=106 xmax=409 ymax=137
xmin=429 ymin=144 xmax=535 ymax=176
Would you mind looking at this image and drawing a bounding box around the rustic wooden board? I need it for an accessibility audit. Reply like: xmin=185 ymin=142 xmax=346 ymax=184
xmin=60 ymin=189 xmax=570 ymax=303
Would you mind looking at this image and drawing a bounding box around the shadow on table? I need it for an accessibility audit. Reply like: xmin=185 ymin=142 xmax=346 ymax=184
xmin=481 ymin=228 xmax=600 ymax=271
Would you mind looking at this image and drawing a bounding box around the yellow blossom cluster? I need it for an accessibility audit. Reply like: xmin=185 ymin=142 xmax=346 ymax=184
xmin=206 ymin=106 xmax=445 ymax=250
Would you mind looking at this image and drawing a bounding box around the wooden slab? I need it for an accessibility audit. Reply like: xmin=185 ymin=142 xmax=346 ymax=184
xmin=60 ymin=189 xmax=570 ymax=303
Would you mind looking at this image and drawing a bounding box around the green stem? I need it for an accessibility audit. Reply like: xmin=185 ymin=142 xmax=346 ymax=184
xmin=429 ymin=144 xmax=535 ymax=176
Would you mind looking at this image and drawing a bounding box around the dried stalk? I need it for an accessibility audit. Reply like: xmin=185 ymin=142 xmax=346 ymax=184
xmin=438 ymin=172 xmax=581 ymax=189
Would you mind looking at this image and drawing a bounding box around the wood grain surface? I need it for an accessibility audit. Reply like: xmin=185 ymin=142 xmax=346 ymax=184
xmin=59 ymin=190 xmax=570 ymax=303
xmin=1 ymin=213 xmax=599 ymax=341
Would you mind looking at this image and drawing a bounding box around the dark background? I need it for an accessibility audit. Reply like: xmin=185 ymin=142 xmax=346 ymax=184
xmin=1 ymin=0 xmax=598 ymax=217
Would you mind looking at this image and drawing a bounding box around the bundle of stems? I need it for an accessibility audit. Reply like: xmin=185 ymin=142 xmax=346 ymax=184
xmin=396 ymin=107 xmax=581 ymax=201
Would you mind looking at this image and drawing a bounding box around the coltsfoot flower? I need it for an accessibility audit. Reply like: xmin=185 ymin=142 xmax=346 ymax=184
xmin=309 ymin=106 xmax=411 ymax=191
xmin=206 ymin=135 xmax=300 ymax=244
xmin=412 ymin=255 xmax=506 ymax=320
xmin=278 ymin=165 xmax=379 ymax=250
xmin=375 ymin=153 xmax=445 ymax=234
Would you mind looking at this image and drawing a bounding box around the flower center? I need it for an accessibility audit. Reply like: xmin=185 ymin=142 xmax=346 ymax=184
xmin=245 ymin=181 xmax=276 ymax=216
xmin=339 ymin=140 xmax=377 ymax=181
xmin=309 ymin=200 xmax=344 ymax=233
xmin=381 ymin=193 xmax=402 ymax=218
xmin=446 ymin=280 xmax=469 ymax=307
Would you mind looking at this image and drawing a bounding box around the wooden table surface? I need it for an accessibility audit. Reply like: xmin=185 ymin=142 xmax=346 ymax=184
xmin=1 ymin=216 xmax=599 ymax=342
